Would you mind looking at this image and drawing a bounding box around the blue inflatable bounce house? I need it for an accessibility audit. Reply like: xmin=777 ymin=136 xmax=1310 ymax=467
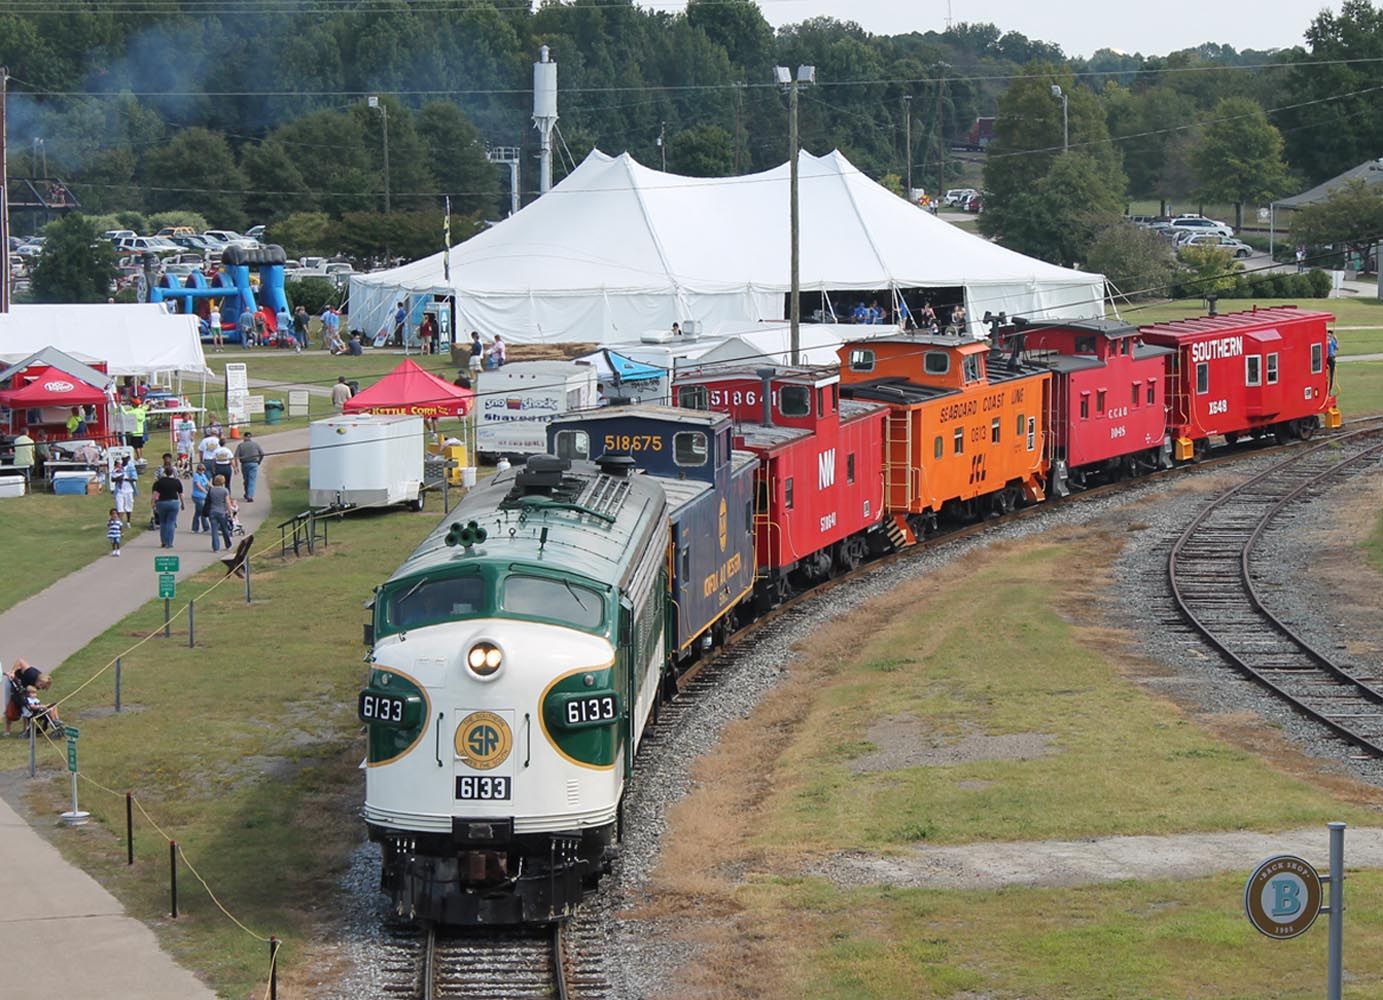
xmin=148 ymin=245 xmax=291 ymax=345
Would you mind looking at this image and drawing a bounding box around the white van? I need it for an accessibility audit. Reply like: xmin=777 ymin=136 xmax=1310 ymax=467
xmin=475 ymin=361 xmax=598 ymax=459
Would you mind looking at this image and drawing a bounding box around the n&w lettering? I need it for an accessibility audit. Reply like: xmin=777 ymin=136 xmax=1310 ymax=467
xmin=818 ymin=449 xmax=835 ymax=489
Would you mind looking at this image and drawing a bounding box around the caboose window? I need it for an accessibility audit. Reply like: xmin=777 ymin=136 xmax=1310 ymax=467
xmin=674 ymin=431 xmax=708 ymax=466
xmin=963 ymin=355 xmax=981 ymax=383
xmin=1311 ymin=343 xmax=1323 ymax=374
xmin=1075 ymin=336 xmax=1096 ymax=354
xmin=991 ymin=418 xmax=1001 ymax=443
xmin=924 ymin=351 xmax=950 ymax=375
xmin=553 ymin=430 xmax=589 ymax=460
xmin=849 ymin=349 xmax=876 ymax=372
xmin=1267 ymin=353 xmax=1279 ymax=384
xmin=679 ymin=385 xmax=708 ymax=411
xmin=785 ymin=477 xmax=795 ymax=509
xmin=1016 ymin=413 xmax=1024 ymax=436
xmin=1146 ymin=381 xmax=1155 ymax=404
xmin=934 ymin=436 xmax=943 ymax=459
xmin=1196 ymin=362 xmax=1209 ymax=395
xmin=953 ymin=427 xmax=964 ymax=454
xmin=503 ymin=575 xmax=604 ymax=629
xmin=1131 ymin=383 xmax=1139 ymax=407
xmin=847 ymin=453 xmax=856 ymax=483
xmin=1096 ymin=390 xmax=1106 ymax=414
xmin=1079 ymin=395 xmax=1089 ymax=419
xmin=817 ymin=387 xmax=826 ymax=416
xmin=780 ymin=385 xmax=810 ymax=417
xmin=1246 ymin=355 xmax=1262 ymax=387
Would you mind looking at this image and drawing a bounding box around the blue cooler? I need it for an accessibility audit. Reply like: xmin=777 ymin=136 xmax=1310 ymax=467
xmin=53 ymin=471 xmax=95 ymax=495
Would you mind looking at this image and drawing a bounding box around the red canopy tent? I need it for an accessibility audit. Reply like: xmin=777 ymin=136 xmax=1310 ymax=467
xmin=0 ymin=374 xmax=108 ymax=408
xmin=343 ymin=359 xmax=474 ymax=417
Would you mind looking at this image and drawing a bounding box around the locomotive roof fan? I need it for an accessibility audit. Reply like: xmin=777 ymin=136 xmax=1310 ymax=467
xmin=515 ymin=454 xmax=572 ymax=495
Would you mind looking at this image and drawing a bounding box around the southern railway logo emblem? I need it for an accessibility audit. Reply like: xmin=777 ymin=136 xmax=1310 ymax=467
xmin=455 ymin=711 xmax=512 ymax=770
xmin=718 ymin=498 xmax=727 ymax=551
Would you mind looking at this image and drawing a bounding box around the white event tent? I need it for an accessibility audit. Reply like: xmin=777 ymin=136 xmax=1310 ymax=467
xmin=349 ymin=149 xmax=1105 ymax=346
xmin=0 ymin=303 xmax=208 ymax=376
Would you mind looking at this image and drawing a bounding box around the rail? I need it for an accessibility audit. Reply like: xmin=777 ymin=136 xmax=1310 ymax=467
xmin=277 ymin=508 xmax=331 ymax=556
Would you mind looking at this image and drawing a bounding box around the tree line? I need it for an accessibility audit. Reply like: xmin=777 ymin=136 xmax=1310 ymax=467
xmin=3 ymin=0 xmax=1381 ymax=272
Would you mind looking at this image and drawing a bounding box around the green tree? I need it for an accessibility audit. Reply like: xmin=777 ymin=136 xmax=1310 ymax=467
xmin=140 ymin=128 xmax=247 ymax=229
xmin=147 ymin=211 xmax=209 ymax=233
xmin=686 ymin=0 xmax=774 ymax=72
xmin=1084 ymin=223 xmax=1176 ymax=300
xmin=415 ymin=102 xmax=500 ymax=216
xmin=1289 ymin=179 xmax=1383 ymax=260
xmin=30 ymin=215 xmax=116 ymax=303
xmin=241 ymin=141 xmax=315 ymax=223
xmin=666 ymin=124 xmax=735 ymax=176
xmin=1190 ymin=97 xmax=1290 ymax=230
xmin=980 ymin=67 xmax=1126 ymax=263
xmin=272 ymin=212 xmax=341 ymax=258
xmin=1176 ymin=244 xmax=1240 ymax=296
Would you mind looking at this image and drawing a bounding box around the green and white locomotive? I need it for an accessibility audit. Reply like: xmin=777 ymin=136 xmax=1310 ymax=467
xmin=359 ymin=454 xmax=669 ymax=924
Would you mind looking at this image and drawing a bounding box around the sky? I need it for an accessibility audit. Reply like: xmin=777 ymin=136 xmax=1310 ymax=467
xmin=663 ymin=0 xmax=1337 ymax=58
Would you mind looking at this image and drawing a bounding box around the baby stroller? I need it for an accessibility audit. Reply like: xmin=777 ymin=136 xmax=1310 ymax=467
xmin=227 ymin=498 xmax=246 ymax=536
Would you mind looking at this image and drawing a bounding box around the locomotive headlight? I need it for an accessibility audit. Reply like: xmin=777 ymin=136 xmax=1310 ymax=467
xmin=466 ymin=641 xmax=504 ymax=678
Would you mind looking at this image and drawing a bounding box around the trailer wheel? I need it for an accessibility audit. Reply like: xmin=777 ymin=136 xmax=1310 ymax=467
xmin=410 ymin=496 xmax=425 ymax=512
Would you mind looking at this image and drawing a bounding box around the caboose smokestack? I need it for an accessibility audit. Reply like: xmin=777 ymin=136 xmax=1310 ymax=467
xmin=533 ymin=46 xmax=558 ymax=196
xmin=756 ymin=367 xmax=774 ymax=427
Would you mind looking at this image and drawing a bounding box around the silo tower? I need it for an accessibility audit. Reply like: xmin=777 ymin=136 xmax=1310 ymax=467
xmin=533 ymin=45 xmax=558 ymax=195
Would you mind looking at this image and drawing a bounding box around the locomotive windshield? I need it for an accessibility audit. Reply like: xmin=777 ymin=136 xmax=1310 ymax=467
xmin=386 ymin=574 xmax=485 ymax=629
xmin=502 ymin=574 xmax=604 ymax=629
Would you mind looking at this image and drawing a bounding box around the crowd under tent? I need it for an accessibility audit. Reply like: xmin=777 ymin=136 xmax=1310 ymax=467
xmin=348 ymin=149 xmax=1105 ymax=347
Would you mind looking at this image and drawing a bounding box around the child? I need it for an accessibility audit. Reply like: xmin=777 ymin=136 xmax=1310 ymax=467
xmin=107 ymin=508 xmax=124 ymax=557
xmin=23 ymin=686 xmax=62 ymax=736
xmin=113 ymin=458 xmax=135 ymax=525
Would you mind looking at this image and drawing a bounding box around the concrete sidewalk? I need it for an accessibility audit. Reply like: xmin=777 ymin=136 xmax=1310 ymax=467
xmin=0 ymin=426 xmax=310 ymax=998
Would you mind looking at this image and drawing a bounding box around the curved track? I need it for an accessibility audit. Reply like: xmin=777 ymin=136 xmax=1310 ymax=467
xmin=1169 ymin=425 xmax=1383 ymax=755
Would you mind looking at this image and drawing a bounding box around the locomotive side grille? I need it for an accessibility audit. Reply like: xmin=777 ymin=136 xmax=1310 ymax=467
xmin=566 ymin=779 xmax=581 ymax=807
xmin=580 ymin=475 xmax=632 ymax=519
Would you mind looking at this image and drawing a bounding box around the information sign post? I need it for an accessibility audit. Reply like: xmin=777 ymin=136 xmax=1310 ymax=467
xmin=59 ymin=726 xmax=89 ymax=826
xmin=156 ymin=558 xmax=177 ymax=637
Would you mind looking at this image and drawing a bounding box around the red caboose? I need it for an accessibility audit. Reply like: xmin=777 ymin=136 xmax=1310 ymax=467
xmin=1003 ymin=319 xmax=1173 ymax=494
xmin=1138 ymin=306 xmax=1341 ymax=459
xmin=675 ymin=367 xmax=889 ymax=605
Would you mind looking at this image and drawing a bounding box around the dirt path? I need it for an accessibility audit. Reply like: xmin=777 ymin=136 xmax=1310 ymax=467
xmin=817 ymin=826 xmax=1383 ymax=891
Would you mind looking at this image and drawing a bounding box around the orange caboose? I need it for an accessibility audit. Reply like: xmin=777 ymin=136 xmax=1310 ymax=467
xmin=838 ymin=335 xmax=1050 ymax=540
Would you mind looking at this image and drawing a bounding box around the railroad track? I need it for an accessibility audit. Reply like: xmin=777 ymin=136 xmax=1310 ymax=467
xmin=1169 ymin=424 xmax=1383 ymax=755
xmin=378 ymin=922 xmax=577 ymax=1000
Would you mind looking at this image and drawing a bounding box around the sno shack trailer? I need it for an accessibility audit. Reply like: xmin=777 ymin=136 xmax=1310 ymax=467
xmin=475 ymin=361 xmax=598 ymax=460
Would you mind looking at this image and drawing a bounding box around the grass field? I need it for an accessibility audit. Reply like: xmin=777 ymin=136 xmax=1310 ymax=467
xmin=647 ymin=535 xmax=1383 ymax=998
xmin=0 ymin=488 xmax=145 ymax=613
xmin=0 ymin=459 xmax=440 ymax=997
xmin=1112 ymin=296 xmax=1383 ymax=331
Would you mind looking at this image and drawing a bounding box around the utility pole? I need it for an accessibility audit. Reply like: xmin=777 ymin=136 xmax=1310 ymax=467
xmin=659 ymin=121 xmax=666 ymax=172
xmin=775 ymin=65 xmax=815 ymax=367
xmin=368 ymin=96 xmax=391 ymax=213
xmin=934 ymin=65 xmax=947 ymax=206
xmin=733 ymin=83 xmax=744 ymax=174
xmin=903 ymin=95 xmax=912 ymax=196
xmin=1 ymin=66 xmax=9 ymax=314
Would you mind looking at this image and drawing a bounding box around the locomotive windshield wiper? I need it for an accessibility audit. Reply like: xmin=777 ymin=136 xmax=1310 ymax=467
xmin=395 ymin=576 xmax=430 ymax=609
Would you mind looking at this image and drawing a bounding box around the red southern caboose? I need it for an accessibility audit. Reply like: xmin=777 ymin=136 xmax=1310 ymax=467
xmin=1138 ymin=306 xmax=1341 ymax=459
xmin=675 ymin=367 xmax=889 ymax=605
xmin=1001 ymin=318 xmax=1173 ymax=494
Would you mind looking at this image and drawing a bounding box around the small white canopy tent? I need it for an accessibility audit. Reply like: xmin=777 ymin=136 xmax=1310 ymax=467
xmin=349 ymin=149 xmax=1105 ymax=346
xmin=0 ymin=303 xmax=208 ymax=376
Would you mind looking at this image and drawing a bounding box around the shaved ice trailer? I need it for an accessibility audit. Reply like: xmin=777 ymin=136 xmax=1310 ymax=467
xmin=476 ymin=361 xmax=598 ymax=460
xmin=308 ymin=413 xmax=425 ymax=510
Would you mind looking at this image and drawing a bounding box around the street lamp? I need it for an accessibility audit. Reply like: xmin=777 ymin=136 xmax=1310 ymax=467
xmin=368 ymin=96 xmax=391 ymax=213
xmin=775 ymin=64 xmax=815 ymax=366
xmin=1050 ymin=84 xmax=1068 ymax=154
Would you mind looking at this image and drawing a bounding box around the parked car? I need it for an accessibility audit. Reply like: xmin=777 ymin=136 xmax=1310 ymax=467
xmin=1168 ymin=215 xmax=1234 ymax=238
xmin=245 ymin=224 xmax=266 ymax=241
xmin=117 ymin=236 xmax=180 ymax=255
xmin=944 ymin=187 xmax=979 ymax=207
xmin=962 ymin=193 xmax=983 ymax=213
xmin=14 ymin=243 xmax=43 ymax=259
xmin=102 ymin=229 xmax=137 ymax=243
xmin=156 ymin=226 xmax=196 ymax=238
xmin=1178 ymin=233 xmax=1253 ymax=258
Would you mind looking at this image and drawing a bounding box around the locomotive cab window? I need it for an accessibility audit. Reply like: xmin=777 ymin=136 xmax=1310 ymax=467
xmin=1196 ymin=362 xmax=1209 ymax=395
xmin=1267 ymin=353 xmax=1279 ymax=384
xmin=849 ymin=349 xmax=876 ymax=372
xmin=553 ymin=429 xmax=589 ymax=460
xmin=924 ymin=351 xmax=950 ymax=375
xmin=387 ymin=574 xmax=485 ymax=630
xmin=779 ymin=384 xmax=810 ymax=418
xmin=1311 ymin=343 xmax=1323 ymax=374
xmin=679 ymin=385 xmax=708 ymax=411
xmin=674 ymin=431 xmax=708 ymax=466
xmin=503 ymin=574 xmax=604 ymax=630
xmin=1245 ymin=355 xmax=1262 ymax=387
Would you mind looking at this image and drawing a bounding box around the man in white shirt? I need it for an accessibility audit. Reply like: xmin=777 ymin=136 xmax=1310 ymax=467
xmin=199 ymin=431 xmax=221 ymax=469
xmin=211 ymin=437 xmax=236 ymax=496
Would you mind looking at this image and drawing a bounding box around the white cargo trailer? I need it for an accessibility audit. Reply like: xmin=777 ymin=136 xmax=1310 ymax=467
xmin=475 ymin=361 xmax=597 ymax=459
xmin=309 ymin=413 xmax=425 ymax=510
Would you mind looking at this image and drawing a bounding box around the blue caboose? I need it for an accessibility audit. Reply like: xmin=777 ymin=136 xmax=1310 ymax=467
xmin=548 ymin=405 xmax=757 ymax=660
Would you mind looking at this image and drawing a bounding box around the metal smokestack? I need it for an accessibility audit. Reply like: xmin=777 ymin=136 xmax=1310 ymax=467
xmin=533 ymin=46 xmax=558 ymax=196
xmin=756 ymin=367 xmax=775 ymax=427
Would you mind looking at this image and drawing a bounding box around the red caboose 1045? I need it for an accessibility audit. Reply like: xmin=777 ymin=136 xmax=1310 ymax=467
xmin=675 ymin=366 xmax=889 ymax=608
xmin=999 ymin=318 xmax=1174 ymax=495
xmin=1138 ymin=305 xmax=1342 ymax=460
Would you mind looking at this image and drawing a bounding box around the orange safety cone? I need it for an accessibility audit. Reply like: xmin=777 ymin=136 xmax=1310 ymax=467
xmin=229 ymin=425 xmax=241 ymax=439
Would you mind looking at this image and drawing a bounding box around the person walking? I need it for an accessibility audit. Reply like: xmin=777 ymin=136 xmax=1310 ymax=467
xmin=151 ymin=462 xmax=185 ymax=548
xmin=239 ymin=308 xmax=256 ymax=347
xmin=236 ymin=431 xmax=265 ymax=502
xmin=1295 ymin=246 xmax=1306 ymax=273
xmin=113 ymin=456 xmax=136 ymax=524
xmin=209 ymin=309 xmax=224 ymax=353
xmin=211 ymin=436 xmax=236 ymax=496
xmin=393 ymin=302 xmax=407 ymax=346
xmin=320 ymin=305 xmax=340 ymax=349
xmin=419 ymin=313 xmax=435 ymax=355
xmin=107 ymin=508 xmax=124 ymax=557
xmin=190 ymin=463 xmax=211 ymax=533
xmin=292 ymin=305 xmax=310 ymax=351
xmin=11 ymin=430 xmax=34 ymax=490
xmin=205 ymin=475 xmax=233 ymax=552
xmin=124 ymin=399 xmax=148 ymax=461
xmin=468 ymin=330 xmax=484 ymax=379
xmin=332 ymin=376 xmax=353 ymax=413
